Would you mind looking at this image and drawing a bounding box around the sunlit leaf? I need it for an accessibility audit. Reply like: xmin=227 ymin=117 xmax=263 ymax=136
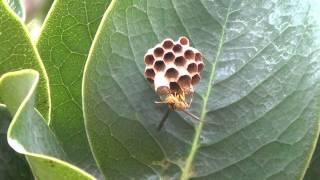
xmin=36 ymin=0 xmax=111 ymax=177
xmin=0 ymin=104 xmax=32 ymax=180
xmin=0 ymin=70 xmax=94 ymax=180
xmin=0 ymin=0 xmax=49 ymax=119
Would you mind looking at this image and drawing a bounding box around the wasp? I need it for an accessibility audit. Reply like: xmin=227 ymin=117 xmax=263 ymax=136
xmin=155 ymin=91 xmax=199 ymax=130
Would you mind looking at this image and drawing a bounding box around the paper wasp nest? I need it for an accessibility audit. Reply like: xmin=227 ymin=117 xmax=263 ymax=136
xmin=144 ymin=36 xmax=204 ymax=96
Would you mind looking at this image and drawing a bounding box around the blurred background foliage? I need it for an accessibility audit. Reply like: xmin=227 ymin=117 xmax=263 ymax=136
xmin=5 ymin=0 xmax=54 ymax=41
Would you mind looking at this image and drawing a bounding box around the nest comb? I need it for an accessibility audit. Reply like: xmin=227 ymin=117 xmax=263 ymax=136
xmin=144 ymin=36 xmax=204 ymax=96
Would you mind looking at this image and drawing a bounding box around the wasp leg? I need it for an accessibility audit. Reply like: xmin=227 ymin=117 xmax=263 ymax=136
xmin=157 ymin=108 xmax=172 ymax=131
xmin=188 ymin=93 xmax=194 ymax=107
xmin=182 ymin=110 xmax=200 ymax=121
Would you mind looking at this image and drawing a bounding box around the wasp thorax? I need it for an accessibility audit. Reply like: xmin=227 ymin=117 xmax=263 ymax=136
xmin=144 ymin=36 xmax=204 ymax=96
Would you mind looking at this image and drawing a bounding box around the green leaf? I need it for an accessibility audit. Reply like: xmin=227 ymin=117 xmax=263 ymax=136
xmin=83 ymin=0 xmax=320 ymax=179
xmin=36 ymin=0 xmax=111 ymax=177
xmin=0 ymin=104 xmax=33 ymax=180
xmin=4 ymin=0 xmax=24 ymax=20
xmin=0 ymin=0 xmax=50 ymax=120
xmin=0 ymin=70 xmax=94 ymax=180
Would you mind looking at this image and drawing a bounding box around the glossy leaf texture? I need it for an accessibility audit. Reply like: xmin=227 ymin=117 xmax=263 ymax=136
xmin=0 ymin=0 xmax=50 ymax=119
xmin=83 ymin=0 xmax=320 ymax=179
xmin=0 ymin=70 xmax=94 ymax=180
xmin=36 ymin=0 xmax=111 ymax=176
xmin=0 ymin=104 xmax=33 ymax=180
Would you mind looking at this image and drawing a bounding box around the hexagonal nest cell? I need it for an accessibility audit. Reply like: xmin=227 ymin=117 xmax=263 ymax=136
xmin=144 ymin=36 xmax=204 ymax=96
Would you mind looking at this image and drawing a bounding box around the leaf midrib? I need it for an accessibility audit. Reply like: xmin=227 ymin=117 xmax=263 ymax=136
xmin=179 ymin=2 xmax=232 ymax=179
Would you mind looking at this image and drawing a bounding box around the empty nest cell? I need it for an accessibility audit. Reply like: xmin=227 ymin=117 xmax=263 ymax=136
xmin=165 ymin=68 xmax=179 ymax=80
xmin=178 ymin=75 xmax=192 ymax=90
xmin=144 ymin=54 xmax=154 ymax=65
xmin=162 ymin=39 xmax=174 ymax=49
xmin=192 ymin=74 xmax=200 ymax=85
xmin=184 ymin=49 xmax=195 ymax=59
xmin=164 ymin=52 xmax=175 ymax=62
xmin=174 ymin=56 xmax=186 ymax=66
xmin=187 ymin=63 xmax=197 ymax=73
xmin=154 ymin=60 xmax=166 ymax=71
xmin=154 ymin=47 xmax=165 ymax=58
xmin=179 ymin=36 xmax=189 ymax=46
xmin=145 ymin=68 xmax=155 ymax=78
xmin=198 ymin=63 xmax=204 ymax=72
xmin=195 ymin=52 xmax=202 ymax=62
xmin=173 ymin=44 xmax=183 ymax=53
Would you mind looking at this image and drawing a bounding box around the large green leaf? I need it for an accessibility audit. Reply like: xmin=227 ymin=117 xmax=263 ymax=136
xmin=0 ymin=70 xmax=94 ymax=180
xmin=0 ymin=0 xmax=49 ymax=119
xmin=36 ymin=0 xmax=111 ymax=177
xmin=83 ymin=0 xmax=320 ymax=179
xmin=0 ymin=104 xmax=32 ymax=180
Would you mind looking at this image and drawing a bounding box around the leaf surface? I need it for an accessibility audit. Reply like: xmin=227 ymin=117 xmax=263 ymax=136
xmin=36 ymin=0 xmax=111 ymax=176
xmin=83 ymin=0 xmax=320 ymax=179
xmin=0 ymin=70 xmax=94 ymax=180
xmin=0 ymin=0 xmax=49 ymax=119
xmin=0 ymin=104 xmax=33 ymax=180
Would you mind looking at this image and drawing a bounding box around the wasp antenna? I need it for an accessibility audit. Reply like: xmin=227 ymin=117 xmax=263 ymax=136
xmin=182 ymin=110 xmax=200 ymax=121
xmin=158 ymin=109 xmax=171 ymax=131
xmin=188 ymin=93 xmax=194 ymax=106
xmin=155 ymin=101 xmax=166 ymax=104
